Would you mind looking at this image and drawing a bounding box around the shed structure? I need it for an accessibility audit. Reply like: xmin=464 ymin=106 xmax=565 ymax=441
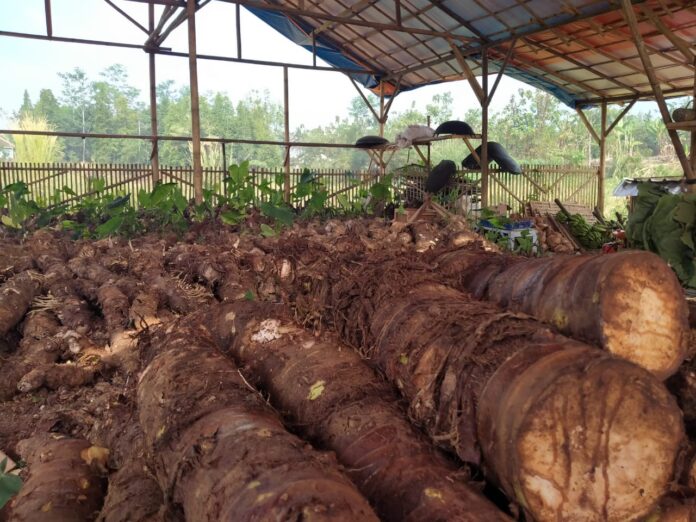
xmin=2 ymin=0 xmax=696 ymax=208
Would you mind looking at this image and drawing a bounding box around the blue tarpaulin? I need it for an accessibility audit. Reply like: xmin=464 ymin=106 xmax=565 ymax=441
xmin=245 ymin=2 xmax=696 ymax=108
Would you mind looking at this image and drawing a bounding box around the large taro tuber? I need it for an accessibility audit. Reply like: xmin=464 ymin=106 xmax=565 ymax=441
xmin=97 ymin=460 xmax=163 ymax=522
xmin=205 ymin=301 xmax=510 ymax=522
xmin=435 ymin=249 xmax=689 ymax=379
xmin=0 ymin=271 xmax=42 ymax=336
xmin=275 ymin=248 xmax=685 ymax=522
xmin=8 ymin=435 xmax=106 ymax=522
xmin=138 ymin=319 xmax=378 ymax=521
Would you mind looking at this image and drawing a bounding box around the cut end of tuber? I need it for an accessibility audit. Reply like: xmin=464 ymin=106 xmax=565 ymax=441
xmin=483 ymin=345 xmax=684 ymax=522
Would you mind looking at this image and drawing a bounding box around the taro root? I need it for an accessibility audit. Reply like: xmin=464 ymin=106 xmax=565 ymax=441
xmin=437 ymin=249 xmax=689 ymax=379
xmin=205 ymin=301 xmax=510 ymax=522
xmin=137 ymin=320 xmax=378 ymax=521
xmin=9 ymin=435 xmax=106 ymax=521
xmin=275 ymin=247 xmax=684 ymax=522
xmin=0 ymin=271 xmax=42 ymax=336
xmin=97 ymin=460 xmax=163 ymax=522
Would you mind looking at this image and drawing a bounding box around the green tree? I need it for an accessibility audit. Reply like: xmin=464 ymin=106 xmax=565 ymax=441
xmin=17 ymin=90 xmax=33 ymax=118
xmin=59 ymin=68 xmax=93 ymax=161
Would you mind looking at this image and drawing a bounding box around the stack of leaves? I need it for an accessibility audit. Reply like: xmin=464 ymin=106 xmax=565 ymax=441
xmin=627 ymin=182 xmax=696 ymax=287
xmin=556 ymin=211 xmax=611 ymax=249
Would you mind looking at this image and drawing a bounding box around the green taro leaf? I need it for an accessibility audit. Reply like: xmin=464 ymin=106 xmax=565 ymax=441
xmin=299 ymin=169 xmax=315 ymax=185
xmin=0 ymin=472 xmax=22 ymax=510
xmin=96 ymin=215 xmax=124 ymax=237
xmin=150 ymin=183 xmax=177 ymax=206
xmin=90 ymin=178 xmax=106 ymax=193
xmin=5 ymin=182 xmax=29 ymax=198
xmin=220 ymin=210 xmax=244 ymax=225
xmin=260 ymin=202 xmax=294 ymax=227
xmin=260 ymin=223 xmax=276 ymax=237
xmin=106 ymin=194 xmax=130 ymax=210
xmin=1 ymin=215 xmax=19 ymax=229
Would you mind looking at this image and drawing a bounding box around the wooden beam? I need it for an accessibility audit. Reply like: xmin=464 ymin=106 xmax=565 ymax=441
xmin=395 ymin=0 xmax=402 ymax=26
xmin=104 ymin=0 xmax=149 ymax=34
xmin=605 ymin=98 xmax=638 ymax=137
xmin=147 ymin=5 xmax=176 ymax=47
xmin=44 ymin=0 xmax=52 ymax=37
xmin=598 ymin=101 xmax=607 ymax=211
xmin=575 ymin=108 xmax=600 ymax=144
xmin=350 ymin=77 xmax=380 ymax=123
xmin=621 ymin=0 xmax=695 ymax=182
xmin=642 ymin=4 xmax=695 ymax=63
xmin=152 ymin=0 xmax=211 ymax=47
xmin=283 ymin=66 xmax=291 ymax=203
xmin=222 ymin=0 xmax=475 ymax=43
xmin=488 ymin=39 xmax=516 ymax=101
xmin=187 ymin=0 xmax=203 ymax=204
xmin=0 ymin=128 xmax=363 ymax=149
xmin=124 ymin=0 xmax=184 ymax=6
xmin=148 ymin=3 xmax=160 ymax=185
xmin=450 ymin=42 xmax=484 ymax=104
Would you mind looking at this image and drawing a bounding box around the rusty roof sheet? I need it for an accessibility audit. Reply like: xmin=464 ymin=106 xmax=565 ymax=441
xmin=244 ymin=0 xmax=696 ymax=107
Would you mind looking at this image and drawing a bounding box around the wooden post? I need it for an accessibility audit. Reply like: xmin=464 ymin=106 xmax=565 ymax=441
xmin=692 ymin=59 xmax=696 ymax=179
xmin=187 ymin=0 xmax=203 ymax=204
xmin=283 ymin=66 xmax=290 ymax=203
xmin=621 ymin=0 xmax=694 ymax=185
xmin=44 ymin=0 xmax=52 ymax=37
xmin=379 ymin=86 xmax=385 ymax=138
xmin=222 ymin=142 xmax=227 ymax=171
xmin=235 ymin=2 xmax=242 ymax=59
xmin=598 ymin=101 xmax=607 ymax=211
xmin=378 ymin=84 xmax=386 ymax=176
xmin=481 ymin=51 xmax=489 ymax=208
xmin=148 ymin=3 xmax=160 ymax=185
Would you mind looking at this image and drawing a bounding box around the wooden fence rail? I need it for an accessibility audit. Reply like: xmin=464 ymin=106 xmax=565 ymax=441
xmin=0 ymin=162 xmax=599 ymax=213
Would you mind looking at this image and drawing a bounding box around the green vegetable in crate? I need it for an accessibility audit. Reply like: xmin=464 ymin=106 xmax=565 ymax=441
xmin=556 ymin=212 xmax=611 ymax=249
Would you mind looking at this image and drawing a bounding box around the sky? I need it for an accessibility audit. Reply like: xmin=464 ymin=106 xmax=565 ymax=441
xmin=0 ymin=0 xmax=659 ymax=135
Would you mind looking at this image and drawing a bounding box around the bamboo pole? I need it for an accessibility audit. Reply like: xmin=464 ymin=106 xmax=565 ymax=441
xmin=44 ymin=0 xmax=52 ymax=37
xmin=187 ymin=0 xmax=203 ymax=204
xmin=283 ymin=65 xmax=290 ymax=203
xmin=235 ymin=2 xmax=242 ymax=58
xmin=379 ymin=86 xmax=385 ymax=138
xmin=481 ymin=51 xmax=489 ymax=208
xmin=692 ymin=59 xmax=696 ymax=177
xmin=598 ymin=101 xmax=607 ymax=211
xmin=148 ymin=3 xmax=160 ymax=185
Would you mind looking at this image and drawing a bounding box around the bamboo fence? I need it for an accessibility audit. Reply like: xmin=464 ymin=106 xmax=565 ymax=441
xmin=0 ymin=161 xmax=599 ymax=212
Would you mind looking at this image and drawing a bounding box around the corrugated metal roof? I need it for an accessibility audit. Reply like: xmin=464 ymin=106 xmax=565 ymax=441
xmin=244 ymin=0 xmax=696 ymax=108
xmin=613 ymin=176 xmax=684 ymax=196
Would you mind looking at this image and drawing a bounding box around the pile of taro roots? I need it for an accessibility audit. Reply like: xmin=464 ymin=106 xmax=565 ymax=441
xmin=0 ymin=216 xmax=695 ymax=522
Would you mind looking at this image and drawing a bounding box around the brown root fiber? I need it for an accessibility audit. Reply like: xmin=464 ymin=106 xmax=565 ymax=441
xmin=436 ymin=249 xmax=689 ymax=379
xmin=277 ymin=245 xmax=685 ymax=522
xmin=137 ymin=320 xmax=378 ymax=521
xmin=205 ymin=301 xmax=510 ymax=522
xmin=8 ymin=435 xmax=106 ymax=521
